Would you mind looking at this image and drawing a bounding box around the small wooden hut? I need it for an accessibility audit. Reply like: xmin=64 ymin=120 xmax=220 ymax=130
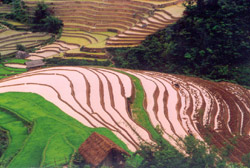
xmin=78 ymin=132 xmax=130 ymax=168
xmin=15 ymin=51 xmax=29 ymax=59
xmin=25 ymin=60 xmax=45 ymax=70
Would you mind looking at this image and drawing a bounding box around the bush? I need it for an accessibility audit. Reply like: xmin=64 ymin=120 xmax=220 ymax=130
xmin=72 ymin=152 xmax=90 ymax=168
xmin=16 ymin=44 xmax=26 ymax=51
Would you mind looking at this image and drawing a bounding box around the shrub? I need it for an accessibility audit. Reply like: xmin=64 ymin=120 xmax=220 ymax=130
xmin=16 ymin=44 xmax=26 ymax=51
xmin=72 ymin=152 xmax=90 ymax=168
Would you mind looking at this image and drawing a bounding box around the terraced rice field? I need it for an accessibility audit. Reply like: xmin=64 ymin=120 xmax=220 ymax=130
xmin=0 ymin=66 xmax=249 ymax=166
xmin=0 ymin=4 xmax=11 ymax=14
xmin=0 ymin=29 xmax=52 ymax=56
xmin=3 ymin=59 xmax=28 ymax=69
xmin=22 ymin=0 xmax=184 ymax=59
xmin=1 ymin=20 xmax=30 ymax=30
xmin=0 ymin=63 xmax=27 ymax=79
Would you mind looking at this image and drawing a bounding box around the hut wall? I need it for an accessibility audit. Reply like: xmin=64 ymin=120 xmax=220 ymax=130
xmin=100 ymin=150 xmax=126 ymax=168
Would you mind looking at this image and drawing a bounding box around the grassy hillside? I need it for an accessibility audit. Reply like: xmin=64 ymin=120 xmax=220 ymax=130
xmin=0 ymin=92 xmax=129 ymax=167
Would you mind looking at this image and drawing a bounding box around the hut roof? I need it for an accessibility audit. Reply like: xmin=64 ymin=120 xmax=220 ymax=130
xmin=16 ymin=51 xmax=29 ymax=59
xmin=78 ymin=132 xmax=130 ymax=166
xmin=26 ymin=60 xmax=45 ymax=69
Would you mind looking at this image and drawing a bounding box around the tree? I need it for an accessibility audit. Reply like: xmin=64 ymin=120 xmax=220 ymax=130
xmin=6 ymin=0 xmax=29 ymax=22
xmin=32 ymin=2 xmax=51 ymax=25
xmin=183 ymin=135 xmax=225 ymax=168
xmin=166 ymin=0 xmax=250 ymax=79
xmin=41 ymin=16 xmax=63 ymax=34
xmin=32 ymin=2 xmax=63 ymax=34
xmin=124 ymin=135 xmax=236 ymax=168
xmin=132 ymin=137 xmax=187 ymax=168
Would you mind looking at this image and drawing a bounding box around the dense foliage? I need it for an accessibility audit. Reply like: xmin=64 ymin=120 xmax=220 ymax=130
xmin=3 ymin=0 xmax=63 ymax=34
xmin=5 ymin=0 xmax=29 ymax=23
xmin=124 ymin=135 xmax=247 ymax=168
xmin=2 ymin=0 xmax=13 ymax=4
xmin=110 ymin=0 xmax=250 ymax=87
xmin=32 ymin=2 xmax=63 ymax=34
xmin=242 ymin=153 xmax=250 ymax=168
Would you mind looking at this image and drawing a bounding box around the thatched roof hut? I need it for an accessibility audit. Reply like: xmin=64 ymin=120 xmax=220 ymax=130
xmin=79 ymin=132 xmax=130 ymax=168
xmin=16 ymin=51 xmax=29 ymax=59
xmin=26 ymin=60 xmax=45 ymax=70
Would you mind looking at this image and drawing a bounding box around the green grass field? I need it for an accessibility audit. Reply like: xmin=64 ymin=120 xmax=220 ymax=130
xmin=0 ymin=63 xmax=27 ymax=79
xmin=3 ymin=58 xmax=27 ymax=64
xmin=0 ymin=92 xmax=130 ymax=167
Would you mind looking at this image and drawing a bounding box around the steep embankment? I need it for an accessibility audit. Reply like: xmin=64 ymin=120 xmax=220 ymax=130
xmin=0 ymin=66 xmax=249 ymax=165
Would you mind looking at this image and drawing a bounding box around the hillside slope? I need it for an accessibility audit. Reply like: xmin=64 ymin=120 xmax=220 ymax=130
xmin=0 ymin=66 xmax=249 ymax=164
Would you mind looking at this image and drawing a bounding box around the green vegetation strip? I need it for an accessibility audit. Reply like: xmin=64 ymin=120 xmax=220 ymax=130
xmin=111 ymin=69 xmax=163 ymax=142
xmin=3 ymin=58 xmax=27 ymax=64
xmin=0 ymin=92 xmax=129 ymax=167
